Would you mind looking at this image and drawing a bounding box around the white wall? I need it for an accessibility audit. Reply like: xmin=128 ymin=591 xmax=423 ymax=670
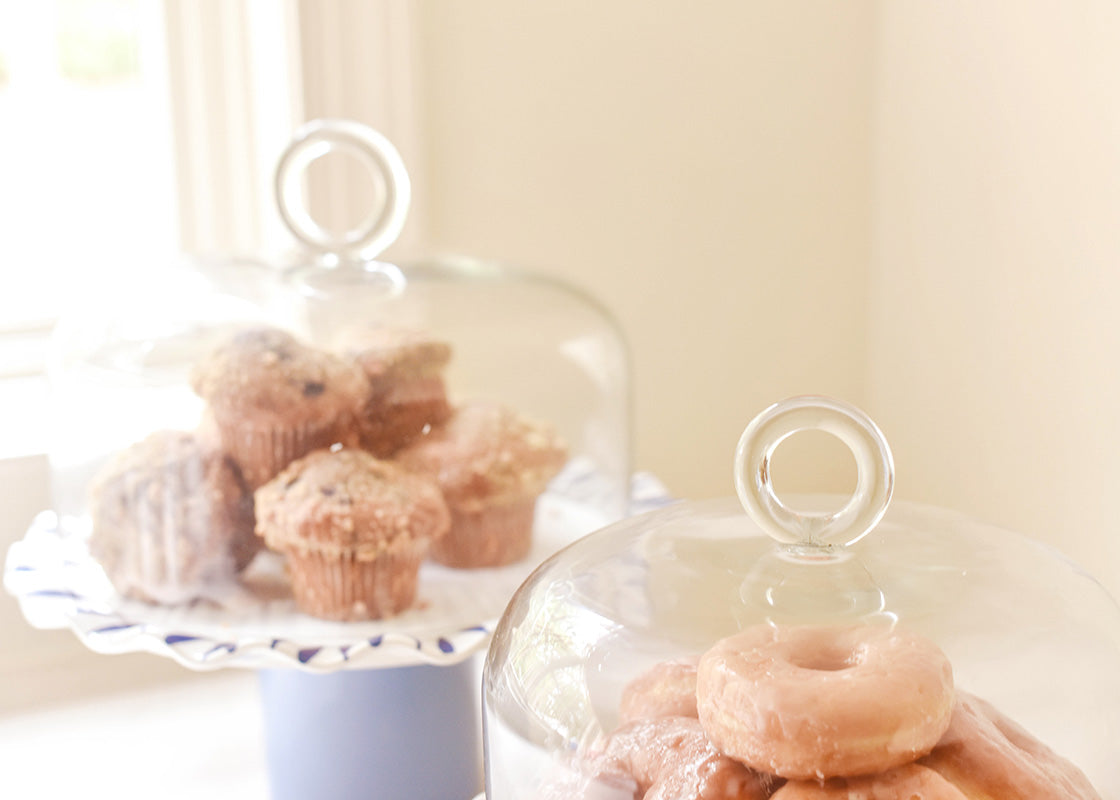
xmin=869 ymin=0 xmax=1120 ymax=597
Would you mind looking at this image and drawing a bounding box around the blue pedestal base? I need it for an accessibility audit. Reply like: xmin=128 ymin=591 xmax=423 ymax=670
xmin=258 ymin=658 xmax=482 ymax=800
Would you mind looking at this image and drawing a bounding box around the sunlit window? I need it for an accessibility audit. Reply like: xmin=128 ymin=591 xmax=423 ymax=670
xmin=0 ymin=0 xmax=177 ymax=347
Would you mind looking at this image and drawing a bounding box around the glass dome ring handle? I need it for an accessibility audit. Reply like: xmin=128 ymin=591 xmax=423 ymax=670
xmin=734 ymin=396 xmax=894 ymax=548
xmin=274 ymin=118 xmax=411 ymax=261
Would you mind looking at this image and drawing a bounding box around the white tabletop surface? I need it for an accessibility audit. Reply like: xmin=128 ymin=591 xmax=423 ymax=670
xmin=0 ymin=671 xmax=270 ymax=799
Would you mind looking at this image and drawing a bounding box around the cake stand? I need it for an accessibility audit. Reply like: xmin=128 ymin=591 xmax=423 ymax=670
xmin=5 ymin=463 xmax=671 ymax=800
xmin=6 ymin=119 xmax=661 ymax=800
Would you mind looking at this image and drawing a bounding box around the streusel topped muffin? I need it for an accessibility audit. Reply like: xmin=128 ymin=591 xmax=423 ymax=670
xmin=394 ymin=400 xmax=568 ymax=568
xmin=88 ymin=429 xmax=259 ymax=604
xmin=254 ymin=447 xmax=449 ymax=621
xmin=336 ymin=325 xmax=453 ymax=457
xmin=191 ymin=327 xmax=366 ymax=488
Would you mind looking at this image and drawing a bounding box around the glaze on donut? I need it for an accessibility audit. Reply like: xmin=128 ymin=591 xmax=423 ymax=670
xmin=920 ymin=692 xmax=1102 ymax=800
xmin=769 ymin=764 xmax=967 ymax=799
xmin=696 ymin=624 xmax=955 ymax=779
xmin=596 ymin=716 xmax=780 ymax=800
xmin=618 ymin=656 xmax=700 ymax=724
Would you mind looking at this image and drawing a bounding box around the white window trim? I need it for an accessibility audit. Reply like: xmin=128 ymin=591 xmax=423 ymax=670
xmin=288 ymin=0 xmax=428 ymax=256
xmin=163 ymin=0 xmax=427 ymax=259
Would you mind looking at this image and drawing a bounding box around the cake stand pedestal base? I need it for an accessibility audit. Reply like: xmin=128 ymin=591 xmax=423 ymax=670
xmin=258 ymin=657 xmax=482 ymax=800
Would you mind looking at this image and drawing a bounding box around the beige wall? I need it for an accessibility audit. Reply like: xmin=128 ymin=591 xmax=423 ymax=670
xmin=416 ymin=1 xmax=1120 ymax=599
xmin=416 ymin=1 xmax=878 ymax=500
xmin=870 ymin=0 xmax=1120 ymax=597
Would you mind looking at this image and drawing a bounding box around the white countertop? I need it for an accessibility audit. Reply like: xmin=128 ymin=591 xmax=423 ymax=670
xmin=0 ymin=672 xmax=270 ymax=799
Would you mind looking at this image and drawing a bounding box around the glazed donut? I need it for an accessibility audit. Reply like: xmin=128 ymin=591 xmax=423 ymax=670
xmin=596 ymin=716 xmax=780 ymax=800
xmin=618 ymin=656 xmax=700 ymax=724
xmin=696 ymin=624 xmax=955 ymax=779
xmin=919 ymin=692 xmax=1102 ymax=800
xmin=769 ymin=764 xmax=968 ymax=800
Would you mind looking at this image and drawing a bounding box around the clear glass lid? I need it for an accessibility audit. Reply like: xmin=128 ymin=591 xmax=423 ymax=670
xmin=483 ymin=396 xmax=1120 ymax=798
xmin=42 ymin=120 xmax=629 ymax=643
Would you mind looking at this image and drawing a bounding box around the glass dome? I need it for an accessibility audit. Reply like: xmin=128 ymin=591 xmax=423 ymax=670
xmin=483 ymin=396 xmax=1120 ymax=799
xmin=45 ymin=119 xmax=629 ymax=619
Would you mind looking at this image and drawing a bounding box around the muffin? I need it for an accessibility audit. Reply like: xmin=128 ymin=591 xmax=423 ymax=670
xmin=88 ymin=429 xmax=259 ymax=604
xmin=190 ymin=327 xmax=366 ymax=489
xmin=336 ymin=325 xmax=453 ymax=457
xmin=254 ymin=448 xmax=450 ymax=621
xmin=394 ymin=400 xmax=568 ymax=568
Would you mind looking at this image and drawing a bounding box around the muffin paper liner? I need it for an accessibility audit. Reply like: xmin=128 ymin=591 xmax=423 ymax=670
xmin=286 ymin=540 xmax=428 ymax=621
xmin=432 ymin=498 xmax=537 ymax=569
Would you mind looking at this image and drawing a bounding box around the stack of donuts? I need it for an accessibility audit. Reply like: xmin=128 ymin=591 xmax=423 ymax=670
xmin=570 ymin=623 xmax=1101 ymax=800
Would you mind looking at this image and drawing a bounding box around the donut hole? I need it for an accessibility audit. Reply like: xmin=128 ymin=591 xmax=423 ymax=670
xmin=788 ymin=642 xmax=857 ymax=672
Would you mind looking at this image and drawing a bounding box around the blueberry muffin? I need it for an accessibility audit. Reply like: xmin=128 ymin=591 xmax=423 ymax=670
xmin=88 ymin=429 xmax=259 ymax=603
xmin=254 ymin=448 xmax=450 ymax=621
xmin=190 ymin=327 xmax=366 ymax=489
xmin=336 ymin=325 xmax=453 ymax=457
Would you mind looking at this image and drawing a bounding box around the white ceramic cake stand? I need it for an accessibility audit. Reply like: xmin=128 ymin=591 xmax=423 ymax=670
xmin=4 ymin=463 xmax=672 ymax=800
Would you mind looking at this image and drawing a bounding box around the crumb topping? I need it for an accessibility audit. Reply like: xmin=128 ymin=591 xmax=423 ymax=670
xmin=335 ymin=325 xmax=452 ymax=387
xmin=190 ymin=326 xmax=367 ymax=423
xmin=255 ymin=448 xmax=450 ymax=554
xmin=395 ymin=400 xmax=568 ymax=508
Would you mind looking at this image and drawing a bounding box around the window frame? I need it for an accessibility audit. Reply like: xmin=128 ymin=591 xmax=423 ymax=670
xmin=165 ymin=0 xmax=427 ymax=258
